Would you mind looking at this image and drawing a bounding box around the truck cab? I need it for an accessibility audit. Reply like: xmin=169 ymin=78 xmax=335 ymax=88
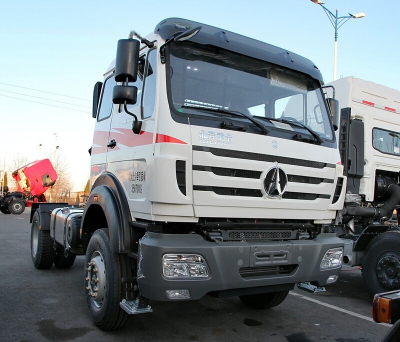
xmin=327 ymin=76 xmax=400 ymax=297
xmin=31 ymin=18 xmax=345 ymax=331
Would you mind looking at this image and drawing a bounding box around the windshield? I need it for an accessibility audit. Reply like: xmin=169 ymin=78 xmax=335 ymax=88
xmin=167 ymin=42 xmax=333 ymax=140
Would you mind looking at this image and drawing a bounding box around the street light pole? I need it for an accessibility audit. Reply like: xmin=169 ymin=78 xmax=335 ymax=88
xmin=310 ymin=0 xmax=365 ymax=81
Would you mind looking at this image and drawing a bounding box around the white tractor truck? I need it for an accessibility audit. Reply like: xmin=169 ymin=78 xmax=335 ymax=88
xmin=30 ymin=18 xmax=346 ymax=330
xmin=327 ymin=76 xmax=400 ymax=296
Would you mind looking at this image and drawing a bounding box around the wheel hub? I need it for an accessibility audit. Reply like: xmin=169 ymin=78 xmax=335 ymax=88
xmin=13 ymin=203 xmax=22 ymax=211
xmin=377 ymin=254 xmax=400 ymax=289
xmin=85 ymin=251 xmax=106 ymax=307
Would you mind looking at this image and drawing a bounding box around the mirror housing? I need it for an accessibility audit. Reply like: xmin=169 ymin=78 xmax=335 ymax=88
xmin=112 ymin=85 xmax=138 ymax=105
xmin=327 ymin=98 xmax=340 ymax=128
xmin=92 ymin=81 xmax=103 ymax=118
xmin=114 ymin=39 xmax=140 ymax=83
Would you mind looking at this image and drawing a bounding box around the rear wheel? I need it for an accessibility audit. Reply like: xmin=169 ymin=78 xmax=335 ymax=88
xmin=54 ymin=246 xmax=76 ymax=269
xmin=31 ymin=211 xmax=54 ymax=269
xmin=239 ymin=290 xmax=289 ymax=309
xmin=85 ymin=228 xmax=136 ymax=330
xmin=362 ymin=232 xmax=400 ymax=296
xmin=9 ymin=199 xmax=25 ymax=214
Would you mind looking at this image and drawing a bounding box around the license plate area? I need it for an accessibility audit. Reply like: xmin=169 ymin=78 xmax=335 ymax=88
xmin=250 ymin=243 xmax=292 ymax=266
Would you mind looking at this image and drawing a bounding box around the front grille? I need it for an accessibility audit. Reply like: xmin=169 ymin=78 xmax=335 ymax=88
xmin=193 ymin=145 xmax=335 ymax=169
xmin=213 ymin=187 xmax=262 ymax=197
xmin=194 ymin=186 xmax=263 ymax=197
xmin=194 ymin=165 xmax=334 ymax=186
xmin=192 ymin=146 xmax=336 ymax=202
xmin=288 ymin=175 xmax=333 ymax=184
xmin=228 ymin=230 xmax=294 ymax=241
xmin=282 ymin=192 xmax=330 ymax=200
xmin=193 ymin=166 xmax=262 ymax=179
xmin=239 ymin=265 xmax=297 ymax=278
xmin=194 ymin=186 xmax=330 ymax=200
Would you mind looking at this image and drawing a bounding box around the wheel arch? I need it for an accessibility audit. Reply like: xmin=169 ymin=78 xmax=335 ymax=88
xmin=353 ymin=225 xmax=400 ymax=252
xmin=81 ymin=173 xmax=132 ymax=254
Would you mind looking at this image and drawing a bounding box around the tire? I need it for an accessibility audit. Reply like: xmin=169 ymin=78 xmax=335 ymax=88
xmin=9 ymin=199 xmax=25 ymax=215
xmin=362 ymin=232 xmax=400 ymax=296
xmin=54 ymin=246 xmax=76 ymax=269
xmin=1 ymin=207 xmax=10 ymax=214
xmin=31 ymin=211 xmax=54 ymax=269
xmin=239 ymin=290 xmax=289 ymax=309
xmin=84 ymin=229 xmax=136 ymax=330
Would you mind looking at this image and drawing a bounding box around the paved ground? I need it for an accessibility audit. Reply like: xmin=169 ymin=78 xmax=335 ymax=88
xmin=0 ymin=210 xmax=394 ymax=342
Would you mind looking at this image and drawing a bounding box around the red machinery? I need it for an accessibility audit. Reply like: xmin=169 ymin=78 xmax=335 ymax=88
xmin=0 ymin=159 xmax=57 ymax=214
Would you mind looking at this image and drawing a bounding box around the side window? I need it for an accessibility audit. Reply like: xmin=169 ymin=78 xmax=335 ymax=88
xmin=126 ymin=57 xmax=144 ymax=113
xmin=97 ymin=76 xmax=116 ymax=121
xmin=142 ymin=49 xmax=157 ymax=119
xmin=373 ymin=128 xmax=400 ymax=156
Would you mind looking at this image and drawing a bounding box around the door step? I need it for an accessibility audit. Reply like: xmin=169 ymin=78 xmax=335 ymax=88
xmin=297 ymin=282 xmax=326 ymax=293
xmin=120 ymin=297 xmax=153 ymax=315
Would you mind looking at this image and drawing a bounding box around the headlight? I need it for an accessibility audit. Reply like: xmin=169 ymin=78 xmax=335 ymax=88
xmin=162 ymin=254 xmax=210 ymax=279
xmin=320 ymin=247 xmax=343 ymax=270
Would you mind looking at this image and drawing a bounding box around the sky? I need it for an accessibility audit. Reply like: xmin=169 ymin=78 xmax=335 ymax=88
xmin=1 ymin=0 xmax=399 ymax=191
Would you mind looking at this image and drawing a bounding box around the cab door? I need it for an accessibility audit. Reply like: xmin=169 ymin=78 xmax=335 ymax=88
xmin=90 ymin=75 xmax=116 ymax=184
xmin=106 ymin=48 xmax=158 ymax=217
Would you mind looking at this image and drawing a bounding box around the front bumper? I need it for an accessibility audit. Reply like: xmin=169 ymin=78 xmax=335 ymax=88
xmin=137 ymin=232 xmax=343 ymax=301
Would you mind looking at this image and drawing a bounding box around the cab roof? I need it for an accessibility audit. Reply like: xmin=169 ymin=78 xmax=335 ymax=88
xmin=155 ymin=18 xmax=323 ymax=83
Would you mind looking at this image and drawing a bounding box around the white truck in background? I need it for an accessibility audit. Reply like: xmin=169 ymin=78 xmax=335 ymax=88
xmin=30 ymin=18 xmax=346 ymax=331
xmin=327 ymin=76 xmax=400 ymax=296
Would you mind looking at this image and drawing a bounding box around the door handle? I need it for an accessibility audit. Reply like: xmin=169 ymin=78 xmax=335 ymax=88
xmin=107 ymin=139 xmax=117 ymax=149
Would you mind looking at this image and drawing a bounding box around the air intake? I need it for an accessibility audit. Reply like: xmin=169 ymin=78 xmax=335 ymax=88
xmin=176 ymin=161 xmax=186 ymax=195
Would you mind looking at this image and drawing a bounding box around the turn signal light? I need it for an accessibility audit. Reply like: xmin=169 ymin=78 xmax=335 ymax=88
xmin=373 ymin=291 xmax=400 ymax=324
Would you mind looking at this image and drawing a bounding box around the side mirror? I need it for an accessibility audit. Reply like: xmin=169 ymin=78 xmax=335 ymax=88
xmin=327 ymin=98 xmax=340 ymax=128
xmin=113 ymin=38 xmax=142 ymax=134
xmin=112 ymin=85 xmax=138 ymax=105
xmin=114 ymin=39 xmax=140 ymax=82
xmin=92 ymin=82 xmax=103 ymax=118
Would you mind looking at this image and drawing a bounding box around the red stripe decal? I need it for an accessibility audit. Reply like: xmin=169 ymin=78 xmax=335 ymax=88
xmin=90 ymin=129 xmax=186 ymax=155
xmin=156 ymin=134 xmax=186 ymax=144
xmin=385 ymin=106 xmax=396 ymax=112
xmin=362 ymin=100 xmax=374 ymax=106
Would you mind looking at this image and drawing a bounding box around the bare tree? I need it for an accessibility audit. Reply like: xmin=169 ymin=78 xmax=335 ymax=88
xmin=6 ymin=155 xmax=29 ymax=191
xmin=49 ymin=152 xmax=73 ymax=203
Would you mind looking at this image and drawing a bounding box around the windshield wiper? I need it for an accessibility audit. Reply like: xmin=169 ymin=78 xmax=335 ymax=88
xmin=265 ymin=117 xmax=323 ymax=144
xmin=182 ymin=105 xmax=269 ymax=135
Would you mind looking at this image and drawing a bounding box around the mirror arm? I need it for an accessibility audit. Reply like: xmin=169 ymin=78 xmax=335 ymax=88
xmin=322 ymin=85 xmax=336 ymax=99
xmin=129 ymin=31 xmax=154 ymax=48
xmin=159 ymin=26 xmax=202 ymax=64
xmin=123 ymin=102 xmax=138 ymax=121
xmin=123 ymin=102 xmax=142 ymax=135
xmin=160 ymin=38 xmax=174 ymax=64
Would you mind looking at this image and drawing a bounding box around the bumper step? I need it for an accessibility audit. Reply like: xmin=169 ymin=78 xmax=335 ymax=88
xmin=120 ymin=297 xmax=153 ymax=315
xmin=297 ymin=282 xmax=326 ymax=293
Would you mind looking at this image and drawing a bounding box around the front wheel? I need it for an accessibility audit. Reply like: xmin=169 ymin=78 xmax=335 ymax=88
xmin=239 ymin=290 xmax=289 ymax=309
xmin=9 ymin=199 xmax=25 ymax=214
xmin=85 ymin=229 xmax=136 ymax=331
xmin=0 ymin=207 xmax=10 ymax=214
xmin=31 ymin=211 xmax=54 ymax=269
xmin=362 ymin=232 xmax=400 ymax=296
